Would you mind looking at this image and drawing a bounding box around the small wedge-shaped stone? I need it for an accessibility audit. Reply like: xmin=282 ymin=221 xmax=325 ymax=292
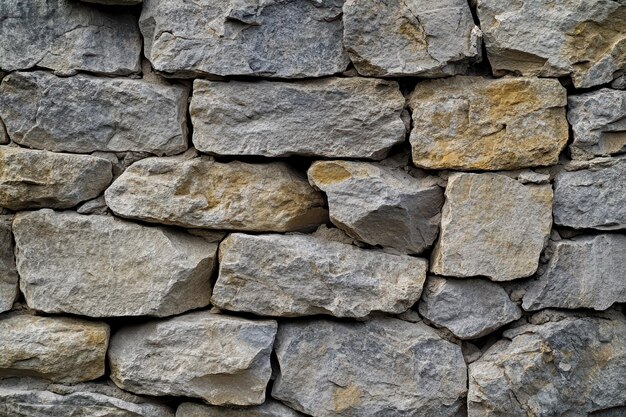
xmin=191 ymin=78 xmax=405 ymax=159
xmin=523 ymin=234 xmax=626 ymax=311
xmin=0 ymin=216 xmax=17 ymax=313
xmin=176 ymin=401 xmax=303 ymax=417
xmin=432 ymin=173 xmax=552 ymax=281
xmin=0 ymin=146 xmax=112 ymax=210
xmin=343 ymin=0 xmax=481 ymax=77
xmin=0 ymin=0 xmax=141 ymax=75
xmin=0 ymin=314 xmax=109 ymax=383
xmin=0 ymin=72 xmax=188 ymax=155
xmin=308 ymin=161 xmax=443 ymax=254
xmin=13 ymin=210 xmax=217 ymax=318
xmin=105 ymin=155 xmax=327 ymax=232
xmin=273 ymin=318 xmax=467 ymax=417
xmin=81 ymin=0 xmax=142 ymax=4
xmin=212 ymin=233 xmax=427 ymax=318
xmin=409 ymin=76 xmax=568 ymax=170
xmin=109 ymin=311 xmax=277 ymax=406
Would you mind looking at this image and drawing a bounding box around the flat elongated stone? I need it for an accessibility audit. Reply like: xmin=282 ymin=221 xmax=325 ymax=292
xmin=431 ymin=173 xmax=552 ymax=281
xmin=105 ymin=155 xmax=327 ymax=232
xmin=0 ymin=216 xmax=17 ymax=313
xmin=0 ymin=72 xmax=188 ymax=155
xmin=0 ymin=0 xmax=140 ymax=75
xmin=109 ymin=312 xmax=277 ymax=406
xmin=0 ymin=314 xmax=109 ymax=383
xmin=212 ymin=233 xmax=427 ymax=318
xmin=273 ymin=318 xmax=467 ymax=417
xmin=176 ymin=401 xmax=303 ymax=417
xmin=308 ymin=161 xmax=443 ymax=254
xmin=13 ymin=210 xmax=217 ymax=318
xmin=409 ymin=76 xmax=568 ymax=170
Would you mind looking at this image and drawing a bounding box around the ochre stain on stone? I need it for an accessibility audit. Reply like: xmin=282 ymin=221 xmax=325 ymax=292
xmin=332 ymin=382 xmax=362 ymax=412
xmin=309 ymin=162 xmax=352 ymax=185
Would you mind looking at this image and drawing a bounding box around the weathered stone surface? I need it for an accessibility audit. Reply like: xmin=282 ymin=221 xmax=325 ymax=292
xmin=468 ymin=314 xmax=626 ymax=416
xmin=212 ymin=233 xmax=427 ymax=318
xmin=191 ymin=78 xmax=405 ymax=159
xmin=0 ymin=146 xmax=112 ymax=210
xmin=273 ymin=318 xmax=467 ymax=417
xmin=567 ymin=89 xmax=626 ymax=160
xmin=140 ymin=0 xmax=348 ymax=78
xmin=419 ymin=276 xmax=521 ymax=340
xmin=105 ymin=154 xmax=327 ymax=232
xmin=109 ymin=311 xmax=277 ymax=406
xmin=343 ymin=0 xmax=481 ymax=77
xmin=477 ymin=0 xmax=626 ymax=89
xmin=13 ymin=210 xmax=217 ymax=318
xmin=176 ymin=401 xmax=303 ymax=417
xmin=523 ymin=234 xmax=626 ymax=311
xmin=0 ymin=72 xmax=188 ymax=155
xmin=0 ymin=314 xmax=109 ymax=383
xmin=0 ymin=216 xmax=17 ymax=314
xmin=81 ymin=0 xmax=142 ymax=4
xmin=432 ymin=173 xmax=552 ymax=281
xmin=0 ymin=0 xmax=141 ymax=75
xmin=0 ymin=378 xmax=174 ymax=417
xmin=409 ymin=76 xmax=568 ymax=170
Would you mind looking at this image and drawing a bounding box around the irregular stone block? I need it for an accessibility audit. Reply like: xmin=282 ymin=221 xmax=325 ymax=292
xmin=109 ymin=311 xmax=277 ymax=406
xmin=13 ymin=210 xmax=217 ymax=318
xmin=0 ymin=72 xmax=188 ymax=155
xmin=0 ymin=0 xmax=141 ymax=75
xmin=190 ymin=78 xmax=405 ymax=159
xmin=212 ymin=233 xmax=427 ymax=318
xmin=408 ymin=76 xmax=568 ymax=170
xmin=0 ymin=314 xmax=109 ymax=383
xmin=176 ymin=401 xmax=303 ymax=417
xmin=308 ymin=160 xmax=443 ymax=254
xmin=431 ymin=173 xmax=552 ymax=281
xmin=343 ymin=0 xmax=481 ymax=77
xmin=477 ymin=0 xmax=626 ymax=88
xmin=0 ymin=216 xmax=17 ymax=313
xmin=105 ymin=154 xmax=327 ymax=232
xmin=273 ymin=318 xmax=467 ymax=417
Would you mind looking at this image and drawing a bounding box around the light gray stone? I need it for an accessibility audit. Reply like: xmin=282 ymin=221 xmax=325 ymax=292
xmin=0 ymin=216 xmax=17 ymax=314
xmin=109 ymin=311 xmax=277 ymax=406
xmin=76 ymin=196 xmax=108 ymax=215
xmin=212 ymin=233 xmax=427 ymax=318
xmin=176 ymin=401 xmax=303 ymax=417
xmin=273 ymin=318 xmax=467 ymax=417
xmin=0 ymin=72 xmax=188 ymax=155
xmin=13 ymin=210 xmax=217 ymax=318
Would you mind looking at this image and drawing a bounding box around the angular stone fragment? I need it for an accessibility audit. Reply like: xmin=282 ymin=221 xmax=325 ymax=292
xmin=0 ymin=216 xmax=17 ymax=313
xmin=176 ymin=401 xmax=303 ymax=417
xmin=308 ymin=161 xmax=443 ymax=254
xmin=109 ymin=311 xmax=277 ymax=406
xmin=0 ymin=0 xmax=140 ymax=75
xmin=191 ymin=78 xmax=405 ymax=159
xmin=477 ymin=0 xmax=626 ymax=88
xmin=0 ymin=72 xmax=188 ymax=155
xmin=343 ymin=0 xmax=481 ymax=77
xmin=409 ymin=76 xmax=568 ymax=170
xmin=468 ymin=314 xmax=626 ymax=416
xmin=273 ymin=318 xmax=467 ymax=417
xmin=419 ymin=276 xmax=522 ymax=339
xmin=0 ymin=314 xmax=109 ymax=383
xmin=105 ymin=155 xmax=327 ymax=232
xmin=13 ymin=210 xmax=217 ymax=318
xmin=432 ymin=173 xmax=552 ymax=281
xmin=212 ymin=233 xmax=427 ymax=318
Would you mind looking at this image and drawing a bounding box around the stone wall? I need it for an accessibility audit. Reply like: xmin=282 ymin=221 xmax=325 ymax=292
xmin=0 ymin=1 xmax=625 ymax=416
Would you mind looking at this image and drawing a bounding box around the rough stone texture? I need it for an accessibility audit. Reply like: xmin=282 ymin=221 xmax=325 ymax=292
xmin=212 ymin=233 xmax=428 ymax=318
xmin=273 ymin=318 xmax=467 ymax=417
xmin=0 ymin=0 xmax=141 ymax=75
xmin=105 ymin=154 xmax=327 ymax=232
xmin=0 ymin=216 xmax=17 ymax=314
xmin=176 ymin=401 xmax=303 ymax=417
xmin=190 ymin=78 xmax=405 ymax=159
xmin=308 ymin=160 xmax=443 ymax=254
xmin=109 ymin=311 xmax=277 ymax=406
xmin=0 ymin=72 xmax=188 ymax=155
xmin=523 ymin=234 xmax=626 ymax=311
xmin=468 ymin=314 xmax=626 ymax=416
xmin=139 ymin=0 xmax=349 ymax=78
xmin=408 ymin=76 xmax=568 ymax=170
xmin=343 ymin=0 xmax=481 ymax=77
xmin=0 ymin=146 xmax=112 ymax=210
xmin=13 ymin=210 xmax=217 ymax=318
xmin=419 ymin=276 xmax=522 ymax=340
xmin=0 ymin=314 xmax=109 ymax=383
xmin=431 ymin=173 xmax=553 ymax=281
